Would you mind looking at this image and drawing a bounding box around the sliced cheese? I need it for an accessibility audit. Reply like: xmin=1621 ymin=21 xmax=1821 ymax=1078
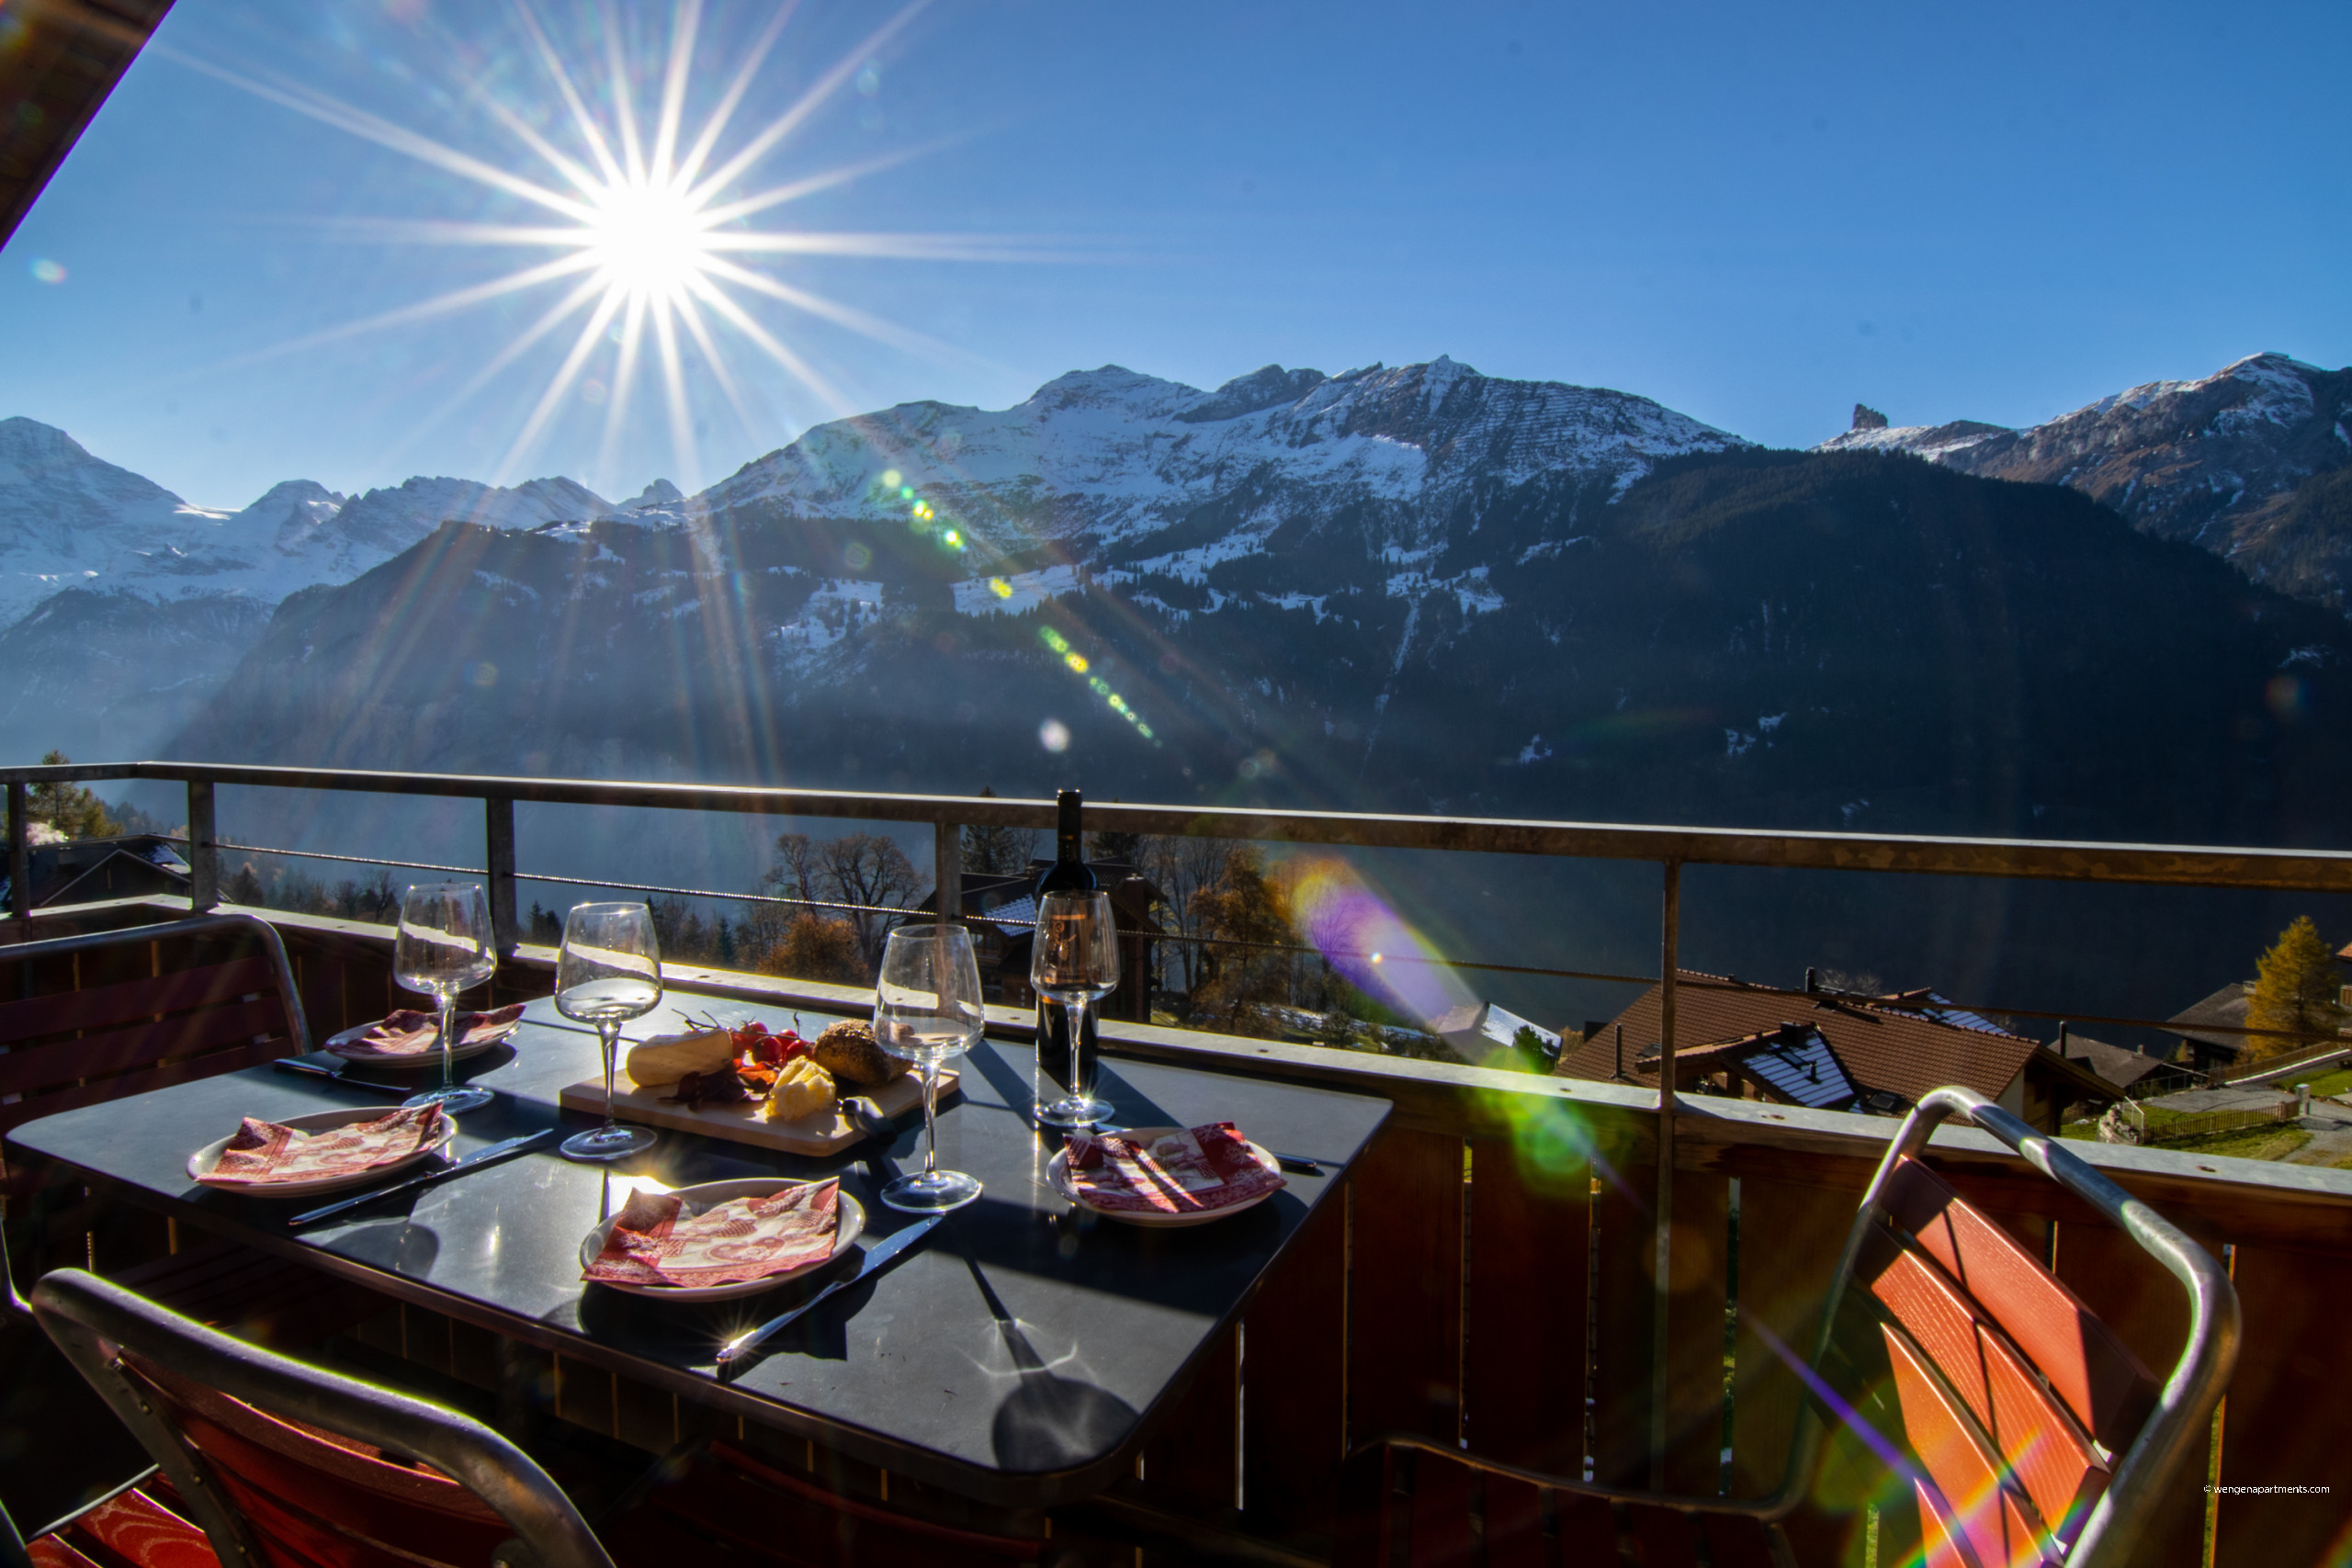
xmin=763 ymin=1056 xmax=836 ymax=1122
xmin=623 ymin=1027 xmax=734 ymax=1089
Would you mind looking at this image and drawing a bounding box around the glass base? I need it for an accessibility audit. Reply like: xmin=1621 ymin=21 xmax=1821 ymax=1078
xmin=403 ymin=1084 xmax=493 ymax=1114
xmin=1035 ymin=1094 xmax=1114 ymax=1129
xmin=881 ymin=1168 xmax=981 ymax=1213
xmin=560 ymin=1124 xmax=659 ymax=1162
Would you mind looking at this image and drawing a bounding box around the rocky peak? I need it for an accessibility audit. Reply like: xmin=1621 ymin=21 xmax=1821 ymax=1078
xmin=1852 ymin=403 xmax=1889 ymax=431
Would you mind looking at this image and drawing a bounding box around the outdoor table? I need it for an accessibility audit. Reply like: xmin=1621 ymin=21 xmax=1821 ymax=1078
xmin=5 ymin=992 xmax=1391 ymax=1506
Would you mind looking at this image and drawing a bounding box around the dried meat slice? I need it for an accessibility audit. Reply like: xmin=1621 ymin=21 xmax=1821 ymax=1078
xmin=200 ymin=1105 xmax=446 ymax=1187
xmin=584 ymin=1180 xmax=841 ymax=1288
xmin=1062 ymin=1123 xmax=1286 ymax=1214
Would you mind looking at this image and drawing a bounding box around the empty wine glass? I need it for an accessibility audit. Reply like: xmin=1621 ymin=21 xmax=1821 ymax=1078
xmin=872 ymin=924 xmax=986 ymax=1213
xmin=556 ymin=901 xmax=662 ymax=1162
xmin=395 ymin=883 xmax=497 ymax=1115
xmin=1030 ymin=890 xmax=1119 ymax=1128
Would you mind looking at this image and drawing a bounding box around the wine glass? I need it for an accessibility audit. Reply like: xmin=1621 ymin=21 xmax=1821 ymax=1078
xmin=873 ymin=924 xmax=986 ymax=1213
xmin=394 ymin=883 xmax=497 ymax=1115
xmin=1030 ymin=890 xmax=1119 ymax=1128
xmin=555 ymin=901 xmax=662 ymax=1162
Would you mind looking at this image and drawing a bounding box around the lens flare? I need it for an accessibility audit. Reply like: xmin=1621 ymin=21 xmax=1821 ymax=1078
xmin=1288 ymin=857 xmax=1478 ymax=1032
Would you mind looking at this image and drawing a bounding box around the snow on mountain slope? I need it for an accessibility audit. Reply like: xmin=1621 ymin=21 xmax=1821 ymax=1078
xmin=1815 ymin=354 xmax=2352 ymax=604
xmin=0 ymin=417 xmax=616 ymax=629
xmin=696 ymin=357 xmax=1749 ymax=562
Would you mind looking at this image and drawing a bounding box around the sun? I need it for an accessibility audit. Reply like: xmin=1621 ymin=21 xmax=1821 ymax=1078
xmin=582 ymin=178 xmax=715 ymax=304
xmin=172 ymin=1 xmax=1035 ymax=490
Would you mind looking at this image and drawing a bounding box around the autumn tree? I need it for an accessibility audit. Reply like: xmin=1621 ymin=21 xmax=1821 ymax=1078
xmin=2245 ymin=916 xmax=2346 ymax=1058
xmin=1186 ymin=844 xmax=1300 ymax=1037
xmin=755 ymin=915 xmax=864 ymax=986
xmin=765 ymin=830 xmax=922 ymax=976
xmin=28 ymin=751 xmax=120 ymax=840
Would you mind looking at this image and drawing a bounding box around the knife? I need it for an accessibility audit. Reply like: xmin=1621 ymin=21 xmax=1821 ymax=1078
xmin=273 ymin=1055 xmax=415 ymax=1096
xmin=715 ymin=1213 xmax=944 ymax=1370
xmin=287 ymin=1131 xmax=551 ymax=1228
xmin=1064 ymin=1122 xmax=1324 ymax=1178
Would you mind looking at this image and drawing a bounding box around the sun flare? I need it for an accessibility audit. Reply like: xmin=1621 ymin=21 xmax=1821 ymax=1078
xmin=172 ymin=1 xmax=1034 ymax=490
xmin=583 ymin=179 xmax=716 ymax=303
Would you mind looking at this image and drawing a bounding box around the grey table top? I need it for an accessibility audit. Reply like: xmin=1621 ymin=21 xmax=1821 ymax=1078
xmin=6 ymin=994 xmax=1390 ymax=1506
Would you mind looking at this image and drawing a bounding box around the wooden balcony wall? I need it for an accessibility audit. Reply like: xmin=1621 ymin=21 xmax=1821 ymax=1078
xmin=10 ymin=896 xmax=2352 ymax=1568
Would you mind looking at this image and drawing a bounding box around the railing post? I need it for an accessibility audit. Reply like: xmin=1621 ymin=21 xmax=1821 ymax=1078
xmin=486 ymin=795 xmax=518 ymax=954
xmin=186 ymin=779 xmax=218 ymax=911
xmin=1650 ymin=858 xmax=1680 ymax=1489
xmin=934 ymin=819 xmax=961 ymax=930
xmin=6 ymin=781 xmax=29 ymax=924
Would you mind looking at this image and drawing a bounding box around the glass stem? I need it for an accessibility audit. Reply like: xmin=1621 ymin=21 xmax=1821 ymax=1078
xmin=1067 ymin=996 xmax=1091 ymax=1102
xmin=920 ymin=1058 xmax=942 ymax=1179
xmin=438 ymin=994 xmax=458 ymax=1091
xmin=599 ymin=1019 xmax=621 ymax=1134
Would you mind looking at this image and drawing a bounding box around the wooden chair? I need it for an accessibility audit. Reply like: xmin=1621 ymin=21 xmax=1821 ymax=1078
xmin=0 ymin=911 xmax=311 ymax=1148
xmin=9 ymin=1471 xmax=218 ymax=1568
xmin=31 ymin=1268 xmax=615 ymax=1568
xmin=1336 ymin=1085 xmax=2240 ymax=1568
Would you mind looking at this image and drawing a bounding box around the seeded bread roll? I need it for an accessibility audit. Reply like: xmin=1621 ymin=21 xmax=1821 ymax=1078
xmin=812 ymin=1020 xmax=899 ymax=1087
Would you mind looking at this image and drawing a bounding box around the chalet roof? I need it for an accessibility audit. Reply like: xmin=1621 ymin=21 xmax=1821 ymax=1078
xmin=2061 ymin=1033 xmax=2171 ymax=1091
xmin=0 ymin=834 xmax=190 ymax=911
xmin=1557 ymin=968 xmax=2042 ymax=1107
xmin=2165 ymin=981 xmax=2252 ymax=1059
xmin=1638 ymin=1022 xmax=1864 ymax=1111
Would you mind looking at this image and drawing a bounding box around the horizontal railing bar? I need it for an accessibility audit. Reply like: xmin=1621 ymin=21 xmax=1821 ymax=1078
xmin=168 ymin=829 xmax=2352 ymax=1046
xmin=15 ymin=759 xmax=2352 ymax=893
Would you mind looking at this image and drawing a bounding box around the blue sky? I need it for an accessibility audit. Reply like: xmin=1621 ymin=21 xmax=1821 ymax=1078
xmin=2 ymin=0 xmax=2345 ymax=510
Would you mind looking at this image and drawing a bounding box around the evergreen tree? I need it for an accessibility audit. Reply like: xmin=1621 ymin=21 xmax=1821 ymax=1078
xmin=224 ymin=861 xmax=266 ymax=908
xmin=28 ymin=751 xmax=121 ymax=840
xmin=2246 ymin=916 xmax=2346 ymax=1058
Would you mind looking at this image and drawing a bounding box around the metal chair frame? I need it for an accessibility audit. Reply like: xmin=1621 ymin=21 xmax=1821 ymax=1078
xmin=0 ymin=908 xmax=311 ymax=1056
xmin=31 ymin=1268 xmax=616 ymax=1568
xmin=1351 ymin=1086 xmax=2242 ymax=1568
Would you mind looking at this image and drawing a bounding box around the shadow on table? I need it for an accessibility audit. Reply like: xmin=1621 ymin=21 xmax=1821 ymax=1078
xmin=961 ymin=1252 xmax=1137 ymax=1472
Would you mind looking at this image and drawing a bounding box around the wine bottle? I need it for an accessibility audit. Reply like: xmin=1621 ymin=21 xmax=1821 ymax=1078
xmin=1034 ymin=788 xmax=1099 ymax=1101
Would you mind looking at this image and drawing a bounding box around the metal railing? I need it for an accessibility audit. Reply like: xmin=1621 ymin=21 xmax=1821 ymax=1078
xmin=11 ymin=756 xmax=2352 ymax=1490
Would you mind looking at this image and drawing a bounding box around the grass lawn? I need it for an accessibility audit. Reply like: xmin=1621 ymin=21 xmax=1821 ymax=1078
xmin=2297 ymin=1065 xmax=2352 ymax=1098
xmin=2162 ymin=1125 xmax=2312 ymax=1163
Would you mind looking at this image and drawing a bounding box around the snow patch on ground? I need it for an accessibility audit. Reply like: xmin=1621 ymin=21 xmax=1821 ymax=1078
xmin=953 ymin=563 xmax=1084 ymax=616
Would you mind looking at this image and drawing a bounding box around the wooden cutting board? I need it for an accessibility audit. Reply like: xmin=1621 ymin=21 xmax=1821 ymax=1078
xmin=557 ymin=1067 xmax=955 ymax=1156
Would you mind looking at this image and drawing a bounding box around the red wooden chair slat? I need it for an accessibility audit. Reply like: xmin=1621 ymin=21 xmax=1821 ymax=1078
xmin=1882 ymin=1325 xmax=2049 ymax=1568
xmin=1862 ymin=1226 xmax=2106 ymax=1540
xmin=1 ymin=1042 xmax=288 ymax=1137
xmin=124 ymin=1356 xmax=510 ymax=1568
xmin=0 ymin=998 xmax=290 ymax=1099
xmin=26 ymin=1484 xmax=220 ymax=1568
xmin=0 ymin=957 xmax=277 ymax=1043
xmin=1916 ymin=1481 xmax=1981 ymax=1568
xmin=1552 ymin=1491 xmax=1614 ymax=1562
xmin=1882 ymin=1160 xmax=2157 ymax=1450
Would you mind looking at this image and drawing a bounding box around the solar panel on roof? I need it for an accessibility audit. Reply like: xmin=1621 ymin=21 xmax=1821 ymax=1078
xmin=1734 ymin=1027 xmax=1859 ymax=1110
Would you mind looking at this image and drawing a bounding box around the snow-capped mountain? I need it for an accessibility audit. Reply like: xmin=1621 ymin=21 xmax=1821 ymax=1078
xmin=693 ymin=357 xmax=1746 ymax=573
xmin=1818 ymin=353 xmax=2352 ymax=607
xmin=0 ymin=418 xmax=616 ymax=761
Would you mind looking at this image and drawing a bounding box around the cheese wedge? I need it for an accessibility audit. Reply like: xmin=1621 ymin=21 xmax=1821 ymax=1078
xmin=763 ymin=1056 xmax=836 ymax=1122
xmin=623 ymin=1027 xmax=734 ymax=1089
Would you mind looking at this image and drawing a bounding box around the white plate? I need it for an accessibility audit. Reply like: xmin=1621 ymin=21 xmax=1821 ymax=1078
xmin=1047 ymin=1125 xmax=1284 ymax=1228
xmin=579 ymin=1179 xmax=866 ymax=1301
xmin=325 ymin=1014 xmax=521 ymax=1067
xmin=187 ymin=1106 xmax=458 ymax=1198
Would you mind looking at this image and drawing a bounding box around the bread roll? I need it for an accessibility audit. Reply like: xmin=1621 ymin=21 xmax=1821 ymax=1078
xmin=812 ymin=1021 xmax=899 ymax=1087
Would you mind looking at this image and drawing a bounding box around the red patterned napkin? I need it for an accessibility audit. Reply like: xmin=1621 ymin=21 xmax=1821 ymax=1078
xmin=199 ymin=1105 xmax=447 ymax=1187
xmin=583 ymin=1180 xmax=841 ymax=1289
xmin=1062 ymin=1123 xmax=1285 ymax=1215
xmin=332 ymin=1003 xmax=526 ymax=1060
